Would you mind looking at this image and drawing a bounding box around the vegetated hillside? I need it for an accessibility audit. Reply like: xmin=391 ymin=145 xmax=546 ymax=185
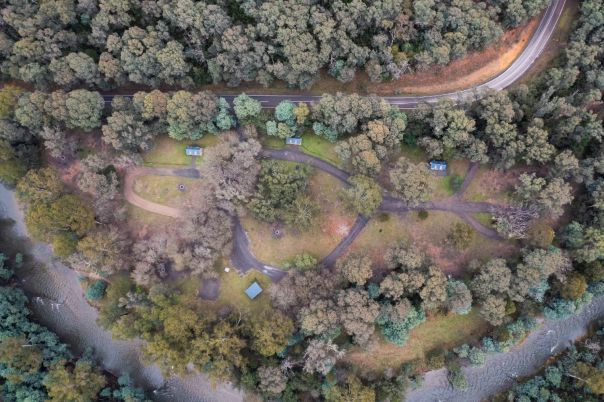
xmin=1 ymin=0 xmax=548 ymax=89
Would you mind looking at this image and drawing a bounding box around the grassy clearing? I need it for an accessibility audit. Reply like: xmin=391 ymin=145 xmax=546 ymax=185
xmin=214 ymin=269 xmax=273 ymax=315
xmin=242 ymin=170 xmax=356 ymax=266
xmin=474 ymin=212 xmax=495 ymax=229
xmin=125 ymin=204 xmax=173 ymax=235
xmin=173 ymin=268 xmax=274 ymax=316
xmin=300 ymin=133 xmax=342 ymax=166
xmin=348 ymin=213 xmax=409 ymax=269
xmin=462 ymin=165 xmax=538 ymax=205
xmin=397 ymin=211 xmax=518 ymax=277
xmin=261 ymin=136 xmax=286 ymax=149
xmin=344 ymin=309 xmax=489 ymax=374
xmin=143 ymin=135 xmax=219 ymax=167
xmin=399 ymin=144 xmax=428 ymax=163
xmin=433 ymin=160 xmax=469 ymax=198
xmin=132 ymin=175 xmax=199 ymax=207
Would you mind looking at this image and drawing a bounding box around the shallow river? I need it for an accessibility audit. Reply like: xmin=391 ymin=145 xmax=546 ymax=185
xmin=2 ymin=183 xmax=604 ymax=402
xmin=0 ymin=184 xmax=242 ymax=402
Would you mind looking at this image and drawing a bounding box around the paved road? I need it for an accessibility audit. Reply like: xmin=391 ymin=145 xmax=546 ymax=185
xmin=102 ymin=0 xmax=565 ymax=109
xmin=320 ymin=215 xmax=371 ymax=268
xmin=260 ymin=148 xmax=350 ymax=183
xmin=231 ymin=217 xmax=288 ymax=282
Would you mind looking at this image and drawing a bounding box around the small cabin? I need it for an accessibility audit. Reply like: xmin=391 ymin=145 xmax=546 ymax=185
xmin=245 ymin=281 xmax=263 ymax=300
xmin=285 ymin=137 xmax=302 ymax=146
xmin=429 ymin=160 xmax=448 ymax=175
xmin=185 ymin=146 xmax=203 ymax=156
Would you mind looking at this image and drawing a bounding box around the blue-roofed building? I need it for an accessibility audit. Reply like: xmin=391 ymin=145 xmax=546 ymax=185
xmin=429 ymin=160 xmax=447 ymax=171
xmin=185 ymin=146 xmax=203 ymax=156
xmin=286 ymin=137 xmax=302 ymax=146
xmin=245 ymin=281 xmax=263 ymax=299
xmin=429 ymin=160 xmax=448 ymax=176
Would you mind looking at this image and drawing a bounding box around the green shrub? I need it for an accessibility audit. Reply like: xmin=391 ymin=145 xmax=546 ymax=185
xmin=447 ymin=222 xmax=474 ymax=250
xmin=98 ymin=275 xmax=135 ymax=328
xmin=85 ymin=280 xmax=107 ymax=301
xmin=417 ymin=210 xmax=429 ymax=220
xmin=0 ymin=254 xmax=13 ymax=280
xmin=378 ymin=212 xmax=390 ymax=222
xmin=426 ymin=348 xmax=446 ymax=370
xmin=450 ymin=174 xmax=464 ymax=193
xmin=447 ymin=361 xmax=468 ymax=390
xmin=283 ymin=252 xmax=317 ymax=270
xmin=52 ymin=233 xmax=78 ymax=257
xmin=525 ymin=221 xmax=554 ymax=248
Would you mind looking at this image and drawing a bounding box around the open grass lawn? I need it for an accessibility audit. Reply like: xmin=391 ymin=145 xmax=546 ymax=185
xmin=143 ymin=135 xmax=219 ymax=167
xmin=344 ymin=309 xmax=489 ymax=374
xmin=213 ymin=269 xmax=273 ymax=315
xmin=170 ymin=267 xmax=273 ymax=316
xmin=125 ymin=204 xmax=174 ymax=236
xmin=433 ymin=159 xmax=470 ymax=198
xmin=132 ymin=174 xmax=200 ymax=207
xmin=300 ymin=133 xmax=342 ymax=167
xmin=474 ymin=212 xmax=495 ymax=229
xmin=260 ymin=135 xmax=286 ymax=150
xmin=348 ymin=213 xmax=409 ymax=269
xmin=398 ymin=144 xmax=428 ymax=163
xmin=398 ymin=211 xmax=518 ymax=277
xmin=463 ymin=166 xmax=523 ymax=204
xmin=242 ymin=170 xmax=356 ymax=266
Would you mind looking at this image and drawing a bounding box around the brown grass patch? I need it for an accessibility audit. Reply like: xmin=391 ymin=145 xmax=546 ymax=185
xmin=463 ymin=165 xmax=539 ymax=204
xmin=125 ymin=204 xmax=175 ymax=239
xmin=347 ymin=213 xmax=409 ymax=270
xmin=379 ymin=19 xmax=539 ymax=95
xmin=399 ymin=211 xmax=518 ymax=278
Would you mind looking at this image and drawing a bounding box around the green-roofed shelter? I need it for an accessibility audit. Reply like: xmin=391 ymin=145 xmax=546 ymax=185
xmin=245 ymin=281 xmax=263 ymax=299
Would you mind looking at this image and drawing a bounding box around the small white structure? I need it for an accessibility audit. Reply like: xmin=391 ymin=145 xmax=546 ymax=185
xmin=286 ymin=137 xmax=302 ymax=145
xmin=185 ymin=146 xmax=203 ymax=156
xmin=224 ymin=267 xmax=230 ymax=273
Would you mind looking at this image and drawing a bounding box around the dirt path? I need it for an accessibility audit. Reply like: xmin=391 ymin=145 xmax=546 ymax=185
xmin=455 ymin=163 xmax=481 ymax=198
xmin=123 ymin=166 xmax=200 ymax=217
xmin=123 ymin=149 xmax=511 ymax=280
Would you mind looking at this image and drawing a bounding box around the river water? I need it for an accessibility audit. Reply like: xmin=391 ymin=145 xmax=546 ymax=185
xmin=3 ymin=183 xmax=604 ymax=402
xmin=0 ymin=184 xmax=243 ymax=402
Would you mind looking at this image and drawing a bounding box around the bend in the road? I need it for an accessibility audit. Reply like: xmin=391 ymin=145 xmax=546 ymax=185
xmin=102 ymin=0 xmax=565 ymax=109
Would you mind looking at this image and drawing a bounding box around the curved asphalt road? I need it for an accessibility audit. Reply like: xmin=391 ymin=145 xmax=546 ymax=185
xmin=122 ymin=0 xmax=566 ymax=278
xmin=102 ymin=0 xmax=565 ymax=109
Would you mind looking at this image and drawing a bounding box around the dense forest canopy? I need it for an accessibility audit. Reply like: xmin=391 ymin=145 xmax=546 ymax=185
xmin=0 ymin=0 xmax=549 ymax=89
